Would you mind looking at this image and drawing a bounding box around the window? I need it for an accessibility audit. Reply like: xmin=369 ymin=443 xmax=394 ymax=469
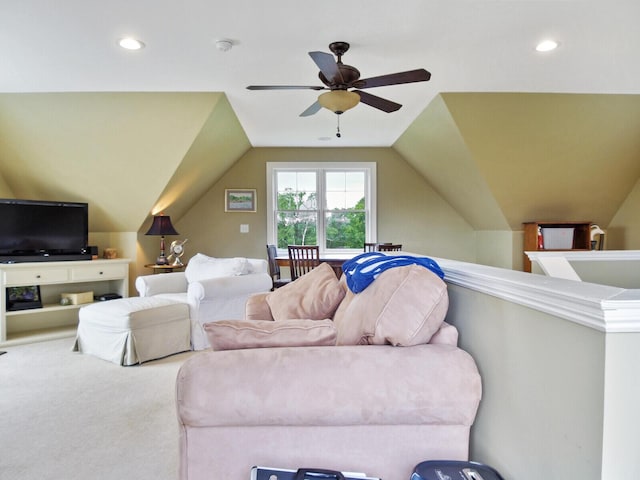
xmin=267 ymin=162 xmax=376 ymax=253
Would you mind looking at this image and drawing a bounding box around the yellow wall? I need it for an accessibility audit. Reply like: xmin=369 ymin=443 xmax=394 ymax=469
xmin=608 ymin=177 xmax=640 ymax=250
xmin=174 ymin=147 xmax=477 ymax=264
xmin=0 ymin=172 xmax=13 ymax=198
xmin=395 ymin=93 xmax=640 ymax=265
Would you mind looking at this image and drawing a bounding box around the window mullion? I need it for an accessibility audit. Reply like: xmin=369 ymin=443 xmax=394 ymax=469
xmin=317 ymin=168 xmax=326 ymax=254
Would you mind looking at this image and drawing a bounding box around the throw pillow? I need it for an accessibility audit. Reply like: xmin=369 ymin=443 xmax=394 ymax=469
xmin=266 ymin=262 xmax=346 ymax=321
xmin=333 ymin=264 xmax=448 ymax=346
xmin=185 ymin=254 xmax=249 ymax=283
xmin=204 ymin=319 xmax=337 ymax=351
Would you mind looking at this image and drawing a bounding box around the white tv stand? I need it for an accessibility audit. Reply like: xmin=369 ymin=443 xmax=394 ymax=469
xmin=0 ymin=259 xmax=129 ymax=346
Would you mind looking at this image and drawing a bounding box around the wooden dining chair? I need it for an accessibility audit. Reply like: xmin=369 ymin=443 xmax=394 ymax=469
xmin=363 ymin=242 xmax=378 ymax=252
xmin=287 ymin=245 xmax=320 ymax=280
xmin=266 ymin=244 xmax=291 ymax=290
xmin=377 ymin=243 xmax=403 ymax=252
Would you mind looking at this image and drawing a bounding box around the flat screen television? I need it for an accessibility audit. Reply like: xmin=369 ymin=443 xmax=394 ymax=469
xmin=0 ymin=198 xmax=91 ymax=263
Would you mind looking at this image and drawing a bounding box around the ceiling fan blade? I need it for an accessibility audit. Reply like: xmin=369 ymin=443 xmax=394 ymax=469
xmin=309 ymin=51 xmax=344 ymax=85
xmin=247 ymin=85 xmax=326 ymax=90
xmin=354 ymin=90 xmax=402 ymax=113
xmin=356 ymin=69 xmax=431 ymax=89
xmin=300 ymin=101 xmax=322 ymax=117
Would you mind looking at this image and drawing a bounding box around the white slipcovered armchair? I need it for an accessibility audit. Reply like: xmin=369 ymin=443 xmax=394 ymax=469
xmin=135 ymin=254 xmax=272 ymax=350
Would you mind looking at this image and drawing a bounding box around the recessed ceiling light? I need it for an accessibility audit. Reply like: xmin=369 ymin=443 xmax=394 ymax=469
xmin=536 ymin=40 xmax=558 ymax=52
xmin=118 ymin=37 xmax=145 ymax=50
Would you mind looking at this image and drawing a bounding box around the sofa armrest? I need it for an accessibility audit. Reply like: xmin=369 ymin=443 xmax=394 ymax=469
xmin=428 ymin=321 xmax=458 ymax=346
xmin=245 ymin=292 xmax=273 ymax=321
xmin=187 ymin=273 xmax=272 ymax=302
xmin=135 ymin=272 xmax=188 ymax=297
xmin=177 ymin=344 xmax=481 ymax=428
xmin=247 ymin=258 xmax=268 ymax=274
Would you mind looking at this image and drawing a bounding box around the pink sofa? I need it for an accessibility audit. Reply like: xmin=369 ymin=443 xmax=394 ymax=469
xmin=176 ymin=262 xmax=482 ymax=480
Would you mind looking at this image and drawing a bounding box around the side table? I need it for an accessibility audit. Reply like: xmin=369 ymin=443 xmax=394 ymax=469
xmin=144 ymin=264 xmax=185 ymax=274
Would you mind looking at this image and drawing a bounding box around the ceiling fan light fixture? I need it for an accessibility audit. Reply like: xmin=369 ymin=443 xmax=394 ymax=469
xmin=536 ymin=39 xmax=559 ymax=52
xmin=318 ymin=90 xmax=360 ymax=114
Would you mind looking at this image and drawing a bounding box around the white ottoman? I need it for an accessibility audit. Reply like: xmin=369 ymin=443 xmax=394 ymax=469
xmin=73 ymin=297 xmax=191 ymax=366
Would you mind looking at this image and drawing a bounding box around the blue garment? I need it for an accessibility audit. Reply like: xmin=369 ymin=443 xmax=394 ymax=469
xmin=342 ymin=252 xmax=445 ymax=294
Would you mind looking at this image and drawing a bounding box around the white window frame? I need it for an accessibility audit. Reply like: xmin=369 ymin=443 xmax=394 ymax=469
xmin=267 ymin=162 xmax=377 ymax=255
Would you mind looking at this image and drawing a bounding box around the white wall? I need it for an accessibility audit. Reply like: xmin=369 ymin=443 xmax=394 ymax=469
xmin=601 ymin=332 xmax=640 ymax=479
xmin=528 ymin=250 xmax=640 ymax=289
xmin=475 ymin=230 xmax=521 ymax=269
xmin=434 ymin=257 xmax=640 ymax=480
xmin=88 ymin=231 xmax=137 ymax=294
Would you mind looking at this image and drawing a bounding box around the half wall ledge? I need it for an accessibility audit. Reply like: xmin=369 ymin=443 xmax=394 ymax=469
xmin=423 ymin=253 xmax=640 ymax=333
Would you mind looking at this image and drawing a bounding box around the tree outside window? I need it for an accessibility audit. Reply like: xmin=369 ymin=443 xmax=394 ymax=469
xmin=268 ymin=163 xmax=376 ymax=253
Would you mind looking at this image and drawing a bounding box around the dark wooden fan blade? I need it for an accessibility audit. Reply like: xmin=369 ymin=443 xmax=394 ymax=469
xmin=354 ymin=90 xmax=402 ymax=113
xmin=309 ymin=51 xmax=344 ymax=85
xmin=247 ymin=85 xmax=326 ymax=90
xmin=300 ymin=101 xmax=322 ymax=117
xmin=356 ymin=69 xmax=431 ymax=89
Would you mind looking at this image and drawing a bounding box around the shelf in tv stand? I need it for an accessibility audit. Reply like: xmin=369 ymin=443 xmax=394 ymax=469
xmin=0 ymin=259 xmax=130 ymax=346
xmin=5 ymin=302 xmax=85 ymax=317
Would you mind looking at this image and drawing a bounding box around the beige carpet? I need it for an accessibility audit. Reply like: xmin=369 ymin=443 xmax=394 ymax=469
xmin=0 ymin=337 xmax=196 ymax=480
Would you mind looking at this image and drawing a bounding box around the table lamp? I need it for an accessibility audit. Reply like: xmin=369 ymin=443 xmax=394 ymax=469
xmin=145 ymin=214 xmax=179 ymax=265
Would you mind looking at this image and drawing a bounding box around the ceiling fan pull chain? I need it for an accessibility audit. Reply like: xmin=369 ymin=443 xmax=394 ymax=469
xmin=336 ymin=115 xmax=341 ymax=138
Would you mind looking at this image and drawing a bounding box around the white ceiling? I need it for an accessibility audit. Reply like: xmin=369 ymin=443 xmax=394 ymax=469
xmin=2 ymin=1 xmax=639 ymax=148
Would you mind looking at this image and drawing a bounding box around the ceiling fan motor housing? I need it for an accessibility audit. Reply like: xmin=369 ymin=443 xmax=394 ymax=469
xmin=319 ymin=64 xmax=361 ymax=89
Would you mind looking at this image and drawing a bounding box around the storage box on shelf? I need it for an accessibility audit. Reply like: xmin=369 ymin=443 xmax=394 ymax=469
xmin=61 ymin=291 xmax=94 ymax=305
xmin=0 ymin=259 xmax=130 ymax=346
xmin=523 ymin=222 xmax=591 ymax=272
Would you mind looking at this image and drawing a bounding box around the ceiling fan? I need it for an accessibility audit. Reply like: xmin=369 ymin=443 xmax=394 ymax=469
xmin=247 ymin=41 xmax=431 ymax=117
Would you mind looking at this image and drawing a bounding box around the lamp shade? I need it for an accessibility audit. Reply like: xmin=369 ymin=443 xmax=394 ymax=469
xmin=318 ymin=90 xmax=360 ymax=114
xmin=145 ymin=215 xmax=179 ymax=236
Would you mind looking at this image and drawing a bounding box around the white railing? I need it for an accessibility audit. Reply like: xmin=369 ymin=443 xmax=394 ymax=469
xmin=433 ymin=254 xmax=640 ymax=333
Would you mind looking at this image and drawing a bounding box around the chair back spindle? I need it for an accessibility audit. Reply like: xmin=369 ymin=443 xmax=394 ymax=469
xmin=287 ymin=245 xmax=320 ymax=280
xmin=363 ymin=242 xmax=377 ymax=252
xmin=377 ymin=244 xmax=403 ymax=252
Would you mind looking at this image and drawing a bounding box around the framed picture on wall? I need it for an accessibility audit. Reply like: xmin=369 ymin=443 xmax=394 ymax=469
xmin=225 ymin=189 xmax=257 ymax=212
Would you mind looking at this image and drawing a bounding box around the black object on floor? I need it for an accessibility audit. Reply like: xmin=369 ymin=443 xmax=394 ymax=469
xmin=411 ymin=460 xmax=505 ymax=480
xmin=251 ymin=467 xmax=380 ymax=480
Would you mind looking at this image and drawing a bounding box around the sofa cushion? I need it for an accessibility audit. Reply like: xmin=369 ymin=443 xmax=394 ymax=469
xmin=266 ymin=262 xmax=345 ymax=321
xmin=334 ymin=264 xmax=448 ymax=346
xmin=185 ymin=254 xmax=249 ymax=283
xmin=204 ymin=319 xmax=337 ymax=351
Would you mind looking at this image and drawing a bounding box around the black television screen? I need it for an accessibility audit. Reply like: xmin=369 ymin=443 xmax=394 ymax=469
xmin=0 ymin=199 xmax=90 ymax=262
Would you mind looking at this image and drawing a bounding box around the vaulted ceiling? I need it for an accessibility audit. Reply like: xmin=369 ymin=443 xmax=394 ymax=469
xmin=3 ymin=1 xmax=639 ymax=147
xmin=396 ymin=92 xmax=640 ymax=230
xmin=0 ymin=93 xmax=250 ymax=231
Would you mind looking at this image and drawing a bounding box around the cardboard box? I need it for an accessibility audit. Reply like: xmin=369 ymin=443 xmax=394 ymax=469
xmin=61 ymin=291 xmax=94 ymax=305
